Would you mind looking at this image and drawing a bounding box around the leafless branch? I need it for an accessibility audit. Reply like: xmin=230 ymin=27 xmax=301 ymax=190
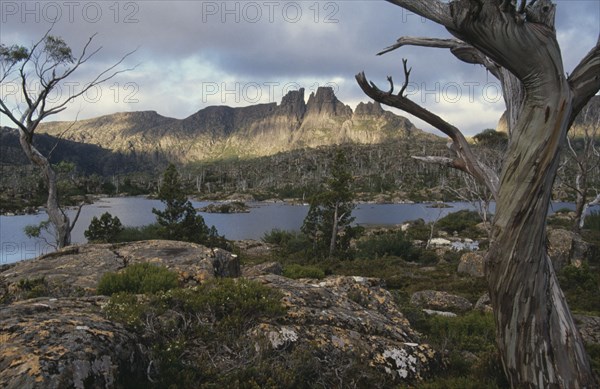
xmin=356 ymin=71 xmax=499 ymax=198
xmin=568 ymin=34 xmax=600 ymax=125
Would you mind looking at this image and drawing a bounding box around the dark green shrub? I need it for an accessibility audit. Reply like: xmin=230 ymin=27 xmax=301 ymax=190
xmin=84 ymin=212 xmax=124 ymax=243
xmin=283 ymin=264 xmax=325 ymax=280
xmin=586 ymin=343 xmax=600 ymax=376
xmin=103 ymin=279 xmax=287 ymax=387
xmin=437 ymin=210 xmax=482 ymax=235
xmin=424 ymin=311 xmax=496 ymax=353
xmin=102 ymin=292 xmax=149 ymax=329
xmin=404 ymin=220 xmax=433 ymax=241
xmin=584 ymin=210 xmax=600 ymax=231
xmin=408 ymin=248 xmax=439 ymax=265
xmin=112 ymin=223 xmax=163 ymax=242
xmin=356 ymin=231 xmax=413 ymax=259
xmin=17 ymin=277 xmax=48 ymax=299
xmin=97 ymin=263 xmax=179 ymax=296
xmin=558 ymin=263 xmax=600 ymax=314
xmin=262 ymin=228 xmax=296 ymax=245
xmin=262 ymin=229 xmax=311 ymax=256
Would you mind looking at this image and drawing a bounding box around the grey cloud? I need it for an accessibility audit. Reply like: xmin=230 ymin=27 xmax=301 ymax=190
xmin=1 ymin=0 xmax=598 ymax=135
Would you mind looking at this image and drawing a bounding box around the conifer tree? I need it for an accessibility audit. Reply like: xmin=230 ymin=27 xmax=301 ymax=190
xmin=153 ymin=164 xmax=210 ymax=244
xmin=302 ymin=150 xmax=361 ymax=258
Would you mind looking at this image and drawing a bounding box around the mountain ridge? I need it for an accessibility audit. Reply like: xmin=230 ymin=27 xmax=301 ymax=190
xmin=37 ymin=87 xmax=438 ymax=162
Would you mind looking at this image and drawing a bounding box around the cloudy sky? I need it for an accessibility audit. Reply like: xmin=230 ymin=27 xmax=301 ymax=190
xmin=1 ymin=0 xmax=599 ymax=136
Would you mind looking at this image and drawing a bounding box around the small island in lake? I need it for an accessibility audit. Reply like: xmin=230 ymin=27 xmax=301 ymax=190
xmin=198 ymin=201 xmax=251 ymax=214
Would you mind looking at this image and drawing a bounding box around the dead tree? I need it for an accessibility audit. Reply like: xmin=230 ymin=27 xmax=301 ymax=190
xmin=356 ymin=1 xmax=600 ymax=387
xmin=560 ymin=102 xmax=600 ymax=231
xmin=0 ymin=29 xmax=135 ymax=248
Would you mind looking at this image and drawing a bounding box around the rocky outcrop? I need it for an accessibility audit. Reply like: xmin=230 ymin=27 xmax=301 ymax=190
xmin=0 ymin=240 xmax=239 ymax=303
xmin=573 ymin=315 xmax=600 ymax=345
xmin=410 ymin=290 xmax=473 ymax=313
xmin=474 ymin=293 xmax=493 ymax=313
xmin=1 ymin=243 xmax=442 ymax=387
xmin=0 ymin=297 xmax=146 ymax=389
xmin=354 ymin=101 xmax=385 ymax=117
xmin=247 ymin=272 xmax=441 ymax=382
xmin=457 ymin=251 xmax=486 ymax=278
xmin=305 ymin=87 xmax=353 ymax=118
xmin=547 ymin=229 xmax=588 ymax=271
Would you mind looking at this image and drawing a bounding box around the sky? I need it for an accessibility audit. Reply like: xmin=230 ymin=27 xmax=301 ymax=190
xmin=1 ymin=0 xmax=599 ymax=136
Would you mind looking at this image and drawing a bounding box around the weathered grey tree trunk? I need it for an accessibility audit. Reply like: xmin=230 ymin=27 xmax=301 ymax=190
xmin=357 ymin=1 xmax=600 ymax=387
xmin=18 ymin=133 xmax=71 ymax=248
xmin=573 ymin=175 xmax=587 ymax=232
xmin=329 ymin=202 xmax=339 ymax=258
xmin=486 ymin=60 xmax=593 ymax=388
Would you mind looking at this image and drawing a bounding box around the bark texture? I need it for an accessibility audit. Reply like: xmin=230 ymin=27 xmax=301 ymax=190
xmin=358 ymin=0 xmax=600 ymax=387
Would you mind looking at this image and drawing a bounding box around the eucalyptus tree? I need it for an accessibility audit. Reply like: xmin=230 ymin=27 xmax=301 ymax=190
xmin=0 ymin=29 xmax=135 ymax=247
xmin=356 ymin=1 xmax=599 ymax=387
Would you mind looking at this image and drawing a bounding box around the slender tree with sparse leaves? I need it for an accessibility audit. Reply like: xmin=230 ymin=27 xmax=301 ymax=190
xmin=302 ymin=150 xmax=361 ymax=258
xmin=0 ymin=29 xmax=135 ymax=248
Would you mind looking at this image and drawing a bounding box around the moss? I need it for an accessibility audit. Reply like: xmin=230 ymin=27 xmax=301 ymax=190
xmin=283 ymin=264 xmax=325 ymax=280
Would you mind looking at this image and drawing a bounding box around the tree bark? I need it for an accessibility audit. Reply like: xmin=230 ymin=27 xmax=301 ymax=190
xmin=487 ymin=86 xmax=595 ymax=388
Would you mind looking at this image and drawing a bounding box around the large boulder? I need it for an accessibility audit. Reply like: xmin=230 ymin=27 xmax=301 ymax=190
xmin=410 ymin=290 xmax=473 ymax=312
xmin=573 ymin=315 xmax=600 ymax=345
xmin=547 ymin=229 xmax=588 ymax=271
xmin=248 ymin=274 xmax=442 ymax=383
xmin=457 ymin=251 xmax=486 ymax=278
xmin=0 ymin=297 xmax=146 ymax=389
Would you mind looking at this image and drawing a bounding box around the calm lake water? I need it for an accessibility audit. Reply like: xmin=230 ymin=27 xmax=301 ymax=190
xmin=0 ymin=197 xmax=591 ymax=264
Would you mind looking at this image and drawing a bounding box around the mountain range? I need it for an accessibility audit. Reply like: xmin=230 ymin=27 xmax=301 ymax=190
xmin=35 ymin=87 xmax=437 ymax=162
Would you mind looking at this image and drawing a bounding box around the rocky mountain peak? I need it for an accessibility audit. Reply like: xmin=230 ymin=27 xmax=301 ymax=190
xmin=305 ymin=87 xmax=352 ymax=118
xmin=279 ymin=88 xmax=306 ymax=119
xmin=354 ymin=101 xmax=385 ymax=117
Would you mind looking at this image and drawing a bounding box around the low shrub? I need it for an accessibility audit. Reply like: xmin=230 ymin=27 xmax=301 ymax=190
xmin=404 ymin=220 xmax=432 ymax=241
xmin=283 ymin=264 xmax=326 ymax=280
xmin=437 ymin=210 xmax=482 ymax=235
xmin=262 ymin=229 xmax=311 ymax=256
xmin=97 ymin=263 xmax=179 ymax=296
xmin=262 ymin=228 xmax=296 ymax=245
xmin=584 ymin=210 xmax=600 ymax=231
xmin=423 ymin=311 xmax=497 ymax=353
xmin=558 ymin=263 xmax=600 ymax=314
xmin=356 ymin=231 xmax=413 ymax=259
xmin=103 ymin=279 xmax=287 ymax=387
xmin=112 ymin=223 xmax=163 ymax=242
xmin=17 ymin=277 xmax=48 ymax=299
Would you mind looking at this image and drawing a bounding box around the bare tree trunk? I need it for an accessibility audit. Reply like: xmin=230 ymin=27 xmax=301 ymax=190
xmin=487 ymin=80 xmax=594 ymax=387
xmin=19 ymin=133 xmax=71 ymax=248
xmin=580 ymin=193 xmax=600 ymax=230
xmin=329 ymin=202 xmax=339 ymax=258
xmin=572 ymin=173 xmax=587 ymax=233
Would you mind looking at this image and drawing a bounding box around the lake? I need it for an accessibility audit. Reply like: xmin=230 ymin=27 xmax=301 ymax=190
xmin=0 ymin=197 xmax=591 ymax=264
